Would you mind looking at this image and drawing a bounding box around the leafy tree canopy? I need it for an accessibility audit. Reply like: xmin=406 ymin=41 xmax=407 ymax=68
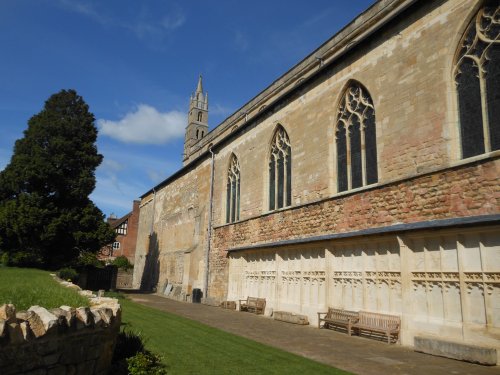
xmin=0 ymin=89 xmax=115 ymax=268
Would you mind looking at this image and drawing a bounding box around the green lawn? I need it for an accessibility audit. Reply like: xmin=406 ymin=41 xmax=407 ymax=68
xmin=0 ymin=267 xmax=89 ymax=310
xmin=117 ymin=294 xmax=351 ymax=375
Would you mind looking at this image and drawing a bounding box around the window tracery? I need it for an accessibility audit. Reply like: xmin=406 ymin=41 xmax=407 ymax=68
xmin=269 ymin=126 xmax=291 ymax=210
xmin=455 ymin=2 xmax=500 ymax=158
xmin=336 ymin=82 xmax=378 ymax=192
xmin=226 ymin=154 xmax=240 ymax=223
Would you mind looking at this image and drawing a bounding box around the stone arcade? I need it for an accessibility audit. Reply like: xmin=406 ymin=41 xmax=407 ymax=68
xmin=133 ymin=0 xmax=500 ymax=363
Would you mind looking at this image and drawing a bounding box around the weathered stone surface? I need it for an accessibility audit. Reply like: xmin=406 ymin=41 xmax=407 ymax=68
xmin=273 ymin=311 xmax=309 ymax=325
xmin=7 ymin=323 xmax=24 ymax=344
xmin=58 ymin=306 xmax=76 ymax=328
xmin=0 ymin=305 xmax=16 ymax=323
xmin=15 ymin=311 xmax=33 ymax=321
xmin=75 ymin=307 xmax=93 ymax=328
xmin=27 ymin=306 xmax=58 ymax=338
xmin=0 ymin=319 xmax=6 ymax=338
xmin=19 ymin=321 xmax=32 ymax=340
xmin=0 ymin=280 xmax=121 ymax=374
xmin=90 ymin=309 xmax=103 ymax=327
xmin=414 ymin=336 xmax=497 ymax=366
xmin=96 ymin=308 xmax=114 ymax=325
xmin=201 ymin=297 xmax=221 ymax=307
xmin=78 ymin=290 xmax=95 ymax=298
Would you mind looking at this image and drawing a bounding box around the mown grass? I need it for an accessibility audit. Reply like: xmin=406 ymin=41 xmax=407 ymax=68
xmin=0 ymin=267 xmax=89 ymax=310
xmin=113 ymin=293 xmax=351 ymax=375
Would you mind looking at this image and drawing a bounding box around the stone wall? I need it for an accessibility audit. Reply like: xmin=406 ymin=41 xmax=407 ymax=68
xmin=134 ymin=159 xmax=211 ymax=294
xmin=0 ymin=282 xmax=121 ymax=375
xmin=224 ymin=225 xmax=500 ymax=363
xmin=211 ymin=157 xmax=500 ymax=298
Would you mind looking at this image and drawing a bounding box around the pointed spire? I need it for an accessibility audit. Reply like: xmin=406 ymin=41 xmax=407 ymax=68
xmin=196 ymin=75 xmax=203 ymax=94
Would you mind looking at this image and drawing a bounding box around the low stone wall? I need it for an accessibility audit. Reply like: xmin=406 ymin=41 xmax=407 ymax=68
xmin=273 ymin=311 xmax=309 ymax=325
xmin=414 ymin=337 xmax=498 ymax=366
xmin=0 ymin=278 xmax=121 ymax=375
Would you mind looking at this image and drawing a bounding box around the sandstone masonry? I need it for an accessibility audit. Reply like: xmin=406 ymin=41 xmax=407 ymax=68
xmin=0 ymin=278 xmax=121 ymax=375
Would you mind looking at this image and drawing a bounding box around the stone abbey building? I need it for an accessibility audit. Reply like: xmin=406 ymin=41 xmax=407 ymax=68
xmin=133 ymin=0 xmax=500 ymax=362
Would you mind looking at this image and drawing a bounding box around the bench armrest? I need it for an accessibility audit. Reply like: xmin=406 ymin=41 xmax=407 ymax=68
xmin=317 ymin=312 xmax=328 ymax=319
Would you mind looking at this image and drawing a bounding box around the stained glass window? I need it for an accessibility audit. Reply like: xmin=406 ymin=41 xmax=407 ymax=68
xmin=269 ymin=126 xmax=292 ymax=210
xmin=336 ymin=82 xmax=378 ymax=192
xmin=226 ymin=154 xmax=241 ymax=223
xmin=455 ymin=2 xmax=500 ymax=158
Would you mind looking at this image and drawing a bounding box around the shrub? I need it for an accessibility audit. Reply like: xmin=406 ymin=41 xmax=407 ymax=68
xmin=112 ymin=255 xmax=133 ymax=270
xmin=58 ymin=267 xmax=79 ymax=282
xmin=127 ymin=351 xmax=167 ymax=375
xmin=113 ymin=329 xmax=146 ymax=362
xmin=110 ymin=329 xmax=166 ymax=375
xmin=77 ymin=251 xmax=105 ymax=268
xmin=0 ymin=252 xmax=9 ymax=267
xmin=9 ymin=251 xmax=43 ymax=267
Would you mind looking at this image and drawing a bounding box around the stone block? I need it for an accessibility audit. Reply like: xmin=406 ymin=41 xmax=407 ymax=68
xmin=75 ymin=307 xmax=93 ymax=328
xmin=201 ymin=297 xmax=221 ymax=307
xmin=16 ymin=310 xmax=33 ymax=321
xmin=414 ymin=336 xmax=497 ymax=366
xmin=0 ymin=319 xmax=6 ymax=338
xmin=19 ymin=321 xmax=33 ymax=340
xmin=36 ymin=339 xmax=58 ymax=356
xmin=27 ymin=306 xmax=59 ymax=338
xmin=43 ymin=352 xmax=61 ymax=366
xmin=90 ymin=308 xmax=103 ymax=327
xmin=54 ymin=307 xmax=76 ymax=329
xmin=273 ymin=311 xmax=309 ymax=325
xmin=0 ymin=304 xmax=16 ymax=323
xmin=7 ymin=323 xmax=25 ymax=344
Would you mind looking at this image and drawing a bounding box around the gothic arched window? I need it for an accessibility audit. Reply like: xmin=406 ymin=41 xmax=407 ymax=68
xmin=455 ymin=2 xmax=500 ymax=158
xmin=226 ymin=154 xmax=240 ymax=223
xmin=197 ymin=111 xmax=203 ymax=122
xmin=336 ymin=82 xmax=378 ymax=192
xmin=269 ymin=126 xmax=291 ymax=210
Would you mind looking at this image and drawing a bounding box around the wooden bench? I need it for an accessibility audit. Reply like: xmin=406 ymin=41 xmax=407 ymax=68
xmin=239 ymin=297 xmax=266 ymax=315
xmin=317 ymin=308 xmax=359 ymax=335
xmin=350 ymin=311 xmax=400 ymax=344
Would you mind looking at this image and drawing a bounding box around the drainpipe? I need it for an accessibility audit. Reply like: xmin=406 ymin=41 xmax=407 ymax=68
xmin=148 ymin=188 xmax=156 ymax=291
xmin=204 ymin=146 xmax=215 ymax=298
xmin=150 ymin=188 xmax=156 ymax=236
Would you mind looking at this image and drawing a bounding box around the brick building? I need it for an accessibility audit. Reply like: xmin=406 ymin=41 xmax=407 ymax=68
xmin=133 ymin=0 xmax=500 ymax=363
xmin=102 ymin=200 xmax=140 ymax=264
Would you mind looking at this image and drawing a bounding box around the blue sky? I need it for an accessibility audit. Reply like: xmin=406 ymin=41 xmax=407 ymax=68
xmin=0 ymin=0 xmax=374 ymax=218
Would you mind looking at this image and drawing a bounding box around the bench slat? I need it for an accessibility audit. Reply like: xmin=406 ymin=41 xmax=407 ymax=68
xmin=351 ymin=311 xmax=400 ymax=344
xmin=239 ymin=297 xmax=266 ymax=315
xmin=318 ymin=308 xmax=359 ymax=335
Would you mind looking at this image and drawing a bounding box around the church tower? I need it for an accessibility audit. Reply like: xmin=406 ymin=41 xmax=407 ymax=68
xmin=184 ymin=75 xmax=208 ymax=158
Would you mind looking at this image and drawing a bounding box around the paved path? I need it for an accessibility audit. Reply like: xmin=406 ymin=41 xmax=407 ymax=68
xmin=125 ymin=292 xmax=498 ymax=375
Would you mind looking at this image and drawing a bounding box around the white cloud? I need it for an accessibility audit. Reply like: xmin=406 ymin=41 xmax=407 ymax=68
xmin=55 ymin=0 xmax=185 ymax=45
xmin=98 ymin=104 xmax=186 ymax=144
xmin=56 ymin=0 xmax=109 ymax=26
xmin=101 ymin=158 xmax=124 ymax=172
xmin=161 ymin=10 xmax=185 ymax=31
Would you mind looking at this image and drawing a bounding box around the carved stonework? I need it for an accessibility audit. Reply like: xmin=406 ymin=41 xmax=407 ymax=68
xmin=466 ymin=282 xmax=485 ymax=294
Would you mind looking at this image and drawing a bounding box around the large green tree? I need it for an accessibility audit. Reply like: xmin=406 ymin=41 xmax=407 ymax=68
xmin=0 ymin=89 xmax=115 ymax=268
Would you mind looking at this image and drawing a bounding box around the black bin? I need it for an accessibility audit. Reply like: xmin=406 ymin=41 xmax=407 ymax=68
xmin=192 ymin=288 xmax=202 ymax=303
